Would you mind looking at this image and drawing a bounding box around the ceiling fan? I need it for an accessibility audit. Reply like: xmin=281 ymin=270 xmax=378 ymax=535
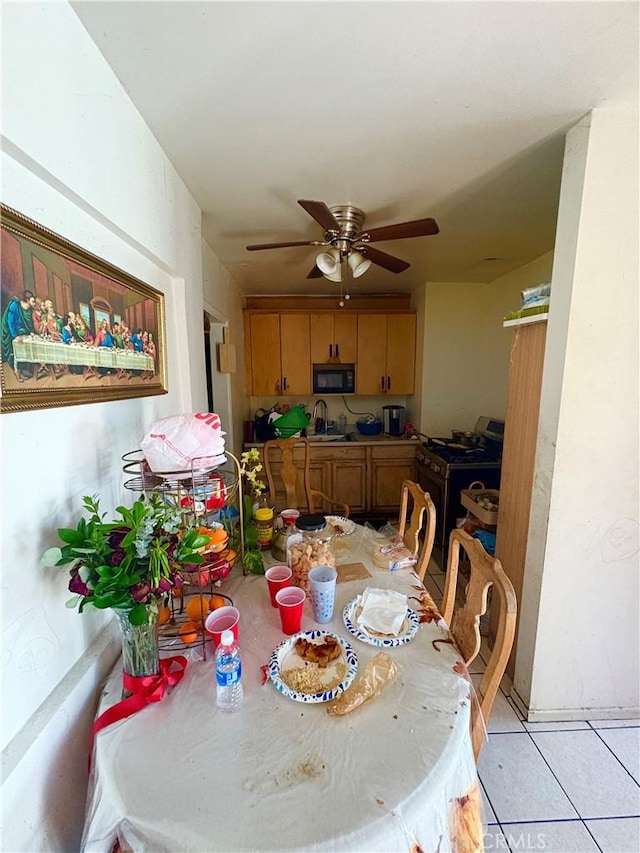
xmin=246 ymin=199 xmax=439 ymax=280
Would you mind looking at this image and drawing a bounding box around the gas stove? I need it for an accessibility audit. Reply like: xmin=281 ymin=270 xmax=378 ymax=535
xmin=416 ymin=417 xmax=504 ymax=565
xmin=420 ymin=437 xmax=502 ymax=467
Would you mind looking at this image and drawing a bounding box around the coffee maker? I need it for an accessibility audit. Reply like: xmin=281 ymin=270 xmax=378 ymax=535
xmin=382 ymin=405 xmax=406 ymax=436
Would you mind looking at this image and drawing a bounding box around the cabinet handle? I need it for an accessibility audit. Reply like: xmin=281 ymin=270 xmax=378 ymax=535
xmin=387 ymin=375 xmax=391 ymax=390
xmin=329 ymin=344 xmax=333 ymax=358
xmin=381 ymin=376 xmax=386 ymax=391
xmin=283 ymin=376 xmax=287 ymax=391
xmin=336 ymin=344 xmax=339 ymax=359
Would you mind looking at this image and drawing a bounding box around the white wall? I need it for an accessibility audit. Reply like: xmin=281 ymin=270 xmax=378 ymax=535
xmin=0 ymin=3 xmax=229 ymax=848
xmin=419 ymin=254 xmax=553 ymax=436
xmin=515 ymin=108 xmax=639 ymax=719
xmin=202 ymin=240 xmax=247 ymax=452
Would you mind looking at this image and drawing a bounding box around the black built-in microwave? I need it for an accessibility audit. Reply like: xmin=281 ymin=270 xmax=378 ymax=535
xmin=312 ymin=363 xmax=355 ymax=394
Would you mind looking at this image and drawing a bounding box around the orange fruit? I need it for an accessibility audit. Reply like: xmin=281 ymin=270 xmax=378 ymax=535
xmin=218 ymin=549 xmax=237 ymax=563
xmin=178 ymin=621 xmax=199 ymax=644
xmin=185 ymin=596 xmax=209 ymax=622
xmin=158 ymin=605 xmax=171 ymax=625
xmin=208 ymin=594 xmax=227 ymax=611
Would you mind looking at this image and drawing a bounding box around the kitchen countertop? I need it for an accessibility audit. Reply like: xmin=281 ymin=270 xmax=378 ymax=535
xmin=245 ymin=433 xmax=420 ymax=447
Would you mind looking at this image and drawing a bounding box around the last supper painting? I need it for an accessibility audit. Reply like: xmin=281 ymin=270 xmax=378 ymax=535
xmin=0 ymin=205 xmax=167 ymax=413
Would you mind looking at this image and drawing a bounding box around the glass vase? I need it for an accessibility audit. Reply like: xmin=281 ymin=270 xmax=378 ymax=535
xmin=114 ymin=605 xmax=160 ymax=696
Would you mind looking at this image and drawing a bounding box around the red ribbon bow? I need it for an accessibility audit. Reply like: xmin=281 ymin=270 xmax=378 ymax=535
xmin=89 ymin=656 xmax=187 ymax=769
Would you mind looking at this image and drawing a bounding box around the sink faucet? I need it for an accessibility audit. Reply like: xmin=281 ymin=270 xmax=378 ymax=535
xmin=312 ymin=399 xmax=328 ymax=434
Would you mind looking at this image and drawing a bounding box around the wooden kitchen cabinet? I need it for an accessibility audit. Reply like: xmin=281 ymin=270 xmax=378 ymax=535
xmin=248 ymin=440 xmax=416 ymax=516
xmin=280 ymin=314 xmax=311 ymax=395
xmin=244 ymin=312 xmax=311 ymax=396
xmin=328 ymin=446 xmax=367 ymax=513
xmin=310 ymin=313 xmax=358 ymax=364
xmin=356 ymin=313 xmax=416 ymax=394
xmin=369 ymin=444 xmax=417 ymax=512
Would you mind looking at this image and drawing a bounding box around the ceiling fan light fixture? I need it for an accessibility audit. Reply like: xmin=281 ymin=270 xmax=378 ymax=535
xmin=316 ymin=247 xmax=341 ymax=276
xmin=323 ymin=266 xmax=342 ymax=283
xmin=348 ymin=250 xmax=372 ymax=278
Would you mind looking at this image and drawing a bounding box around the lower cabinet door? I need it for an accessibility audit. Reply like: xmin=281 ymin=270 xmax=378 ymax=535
xmin=370 ymin=446 xmax=417 ymax=512
xmin=331 ymin=460 xmax=367 ymax=514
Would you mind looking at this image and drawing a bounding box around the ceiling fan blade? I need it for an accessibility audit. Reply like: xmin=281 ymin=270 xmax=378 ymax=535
xmin=245 ymin=240 xmax=319 ymax=251
xmin=306 ymin=265 xmax=324 ymax=279
xmin=361 ymin=217 xmax=439 ymax=243
xmin=359 ymin=245 xmax=410 ymax=273
xmin=298 ymin=199 xmax=341 ymax=233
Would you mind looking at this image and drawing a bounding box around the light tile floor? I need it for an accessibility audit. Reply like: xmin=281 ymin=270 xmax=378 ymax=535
xmin=425 ymin=561 xmax=640 ymax=853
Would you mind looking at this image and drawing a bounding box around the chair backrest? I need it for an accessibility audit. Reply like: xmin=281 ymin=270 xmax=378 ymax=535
xmin=442 ymin=529 xmax=517 ymax=761
xmin=263 ymin=437 xmax=313 ymax=511
xmin=397 ymin=480 xmax=436 ymax=582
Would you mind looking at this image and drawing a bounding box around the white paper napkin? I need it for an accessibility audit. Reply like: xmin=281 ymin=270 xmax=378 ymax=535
xmin=356 ymin=587 xmax=408 ymax=636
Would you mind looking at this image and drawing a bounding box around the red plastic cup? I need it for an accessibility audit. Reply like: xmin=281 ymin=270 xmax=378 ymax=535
xmin=280 ymin=509 xmax=300 ymax=527
xmin=205 ymin=606 xmax=239 ymax=648
xmin=275 ymin=587 xmax=306 ymax=635
xmin=265 ymin=565 xmax=292 ymax=608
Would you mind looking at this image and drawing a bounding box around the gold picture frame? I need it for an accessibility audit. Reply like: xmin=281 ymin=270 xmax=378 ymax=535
xmin=1 ymin=205 xmax=167 ymax=413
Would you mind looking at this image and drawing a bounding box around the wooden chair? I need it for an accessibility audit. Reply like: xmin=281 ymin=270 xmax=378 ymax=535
xmin=397 ymin=480 xmax=436 ymax=582
xmin=441 ymin=529 xmax=517 ymax=761
xmin=263 ymin=437 xmax=349 ymax=517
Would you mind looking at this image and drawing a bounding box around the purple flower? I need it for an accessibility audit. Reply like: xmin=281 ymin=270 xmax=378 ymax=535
xmin=109 ymin=549 xmax=126 ymax=567
xmin=108 ymin=526 xmax=129 ymax=549
xmin=69 ymin=566 xmax=90 ymax=597
xmin=130 ymin=581 xmax=151 ymax=603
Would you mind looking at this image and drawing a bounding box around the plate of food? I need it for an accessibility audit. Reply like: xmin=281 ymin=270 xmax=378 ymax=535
xmin=343 ymin=594 xmax=420 ymax=647
xmin=325 ymin=515 xmax=356 ymax=537
xmin=268 ymin=630 xmax=358 ymax=703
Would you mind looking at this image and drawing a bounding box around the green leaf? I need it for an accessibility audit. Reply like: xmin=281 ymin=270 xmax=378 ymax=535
xmin=244 ymin=523 xmax=259 ymax=549
xmin=57 ymin=528 xmax=84 ymax=545
xmin=128 ymin=603 xmax=149 ymax=626
xmin=42 ymin=547 xmax=63 ymax=567
xmin=243 ymin=549 xmax=265 ymax=575
xmin=65 ymin=595 xmax=81 ymax=609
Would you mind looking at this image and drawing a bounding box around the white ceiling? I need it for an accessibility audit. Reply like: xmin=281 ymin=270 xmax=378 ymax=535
xmin=72 ymin=1 xmax=638 ymax=297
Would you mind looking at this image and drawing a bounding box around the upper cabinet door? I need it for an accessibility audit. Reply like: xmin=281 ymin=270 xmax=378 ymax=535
xmin=249 ymin=313 xmax=282 ymax=396
xmin=310 ymin=314 xmax=334 ymax=363
xmin=357 ymin=314 xmax=387 ymax=394
xmin=310 ymin=313 xmax=358 ymax=363
xmin=386 ymin=314 xmax=416 ymax=394
xmin=280 ymin=314 xmax=311 ymax=395
xmin=333 ymin=313 xmax=357 ymax=363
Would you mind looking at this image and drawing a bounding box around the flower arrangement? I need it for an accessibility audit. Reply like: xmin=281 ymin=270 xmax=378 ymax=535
xmin=223 ymin=449 xmax=268 ymax=575
xmin=44 ymin=493 xmax=210 ymax=626
xmin=239 ymin=448 xmax=267 ymax=498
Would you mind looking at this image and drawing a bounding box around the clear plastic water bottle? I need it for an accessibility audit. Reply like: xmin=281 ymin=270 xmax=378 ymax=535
xmin=215 ymin=630 xmax=243 ymax=712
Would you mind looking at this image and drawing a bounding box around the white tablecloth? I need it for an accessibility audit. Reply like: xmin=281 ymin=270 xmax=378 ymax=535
xmin=81 ymin=528 xmax=483 ymax=853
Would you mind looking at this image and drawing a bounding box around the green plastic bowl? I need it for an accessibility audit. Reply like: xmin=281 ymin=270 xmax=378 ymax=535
xmin=272 ymin=405 xmax=310 ymax=431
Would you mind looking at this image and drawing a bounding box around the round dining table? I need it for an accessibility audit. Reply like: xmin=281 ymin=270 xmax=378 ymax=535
xmin=81 ymin=525 xmax=484 ymax=852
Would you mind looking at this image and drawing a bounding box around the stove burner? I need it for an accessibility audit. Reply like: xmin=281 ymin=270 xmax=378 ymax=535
xmin=423 ymin=437 xmax=502 ymax=465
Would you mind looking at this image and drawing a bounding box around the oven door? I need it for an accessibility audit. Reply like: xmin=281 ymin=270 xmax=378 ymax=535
xmin=416 ymin=458 xmax=447 ymax=553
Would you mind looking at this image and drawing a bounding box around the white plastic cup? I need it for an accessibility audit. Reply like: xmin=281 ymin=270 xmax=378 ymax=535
xmin=308 ymin=565 xmax=338 ymax=624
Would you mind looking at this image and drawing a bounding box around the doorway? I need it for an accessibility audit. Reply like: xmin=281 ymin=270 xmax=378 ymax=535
xmin=203 ymin=309 xmax=235 ymax=452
